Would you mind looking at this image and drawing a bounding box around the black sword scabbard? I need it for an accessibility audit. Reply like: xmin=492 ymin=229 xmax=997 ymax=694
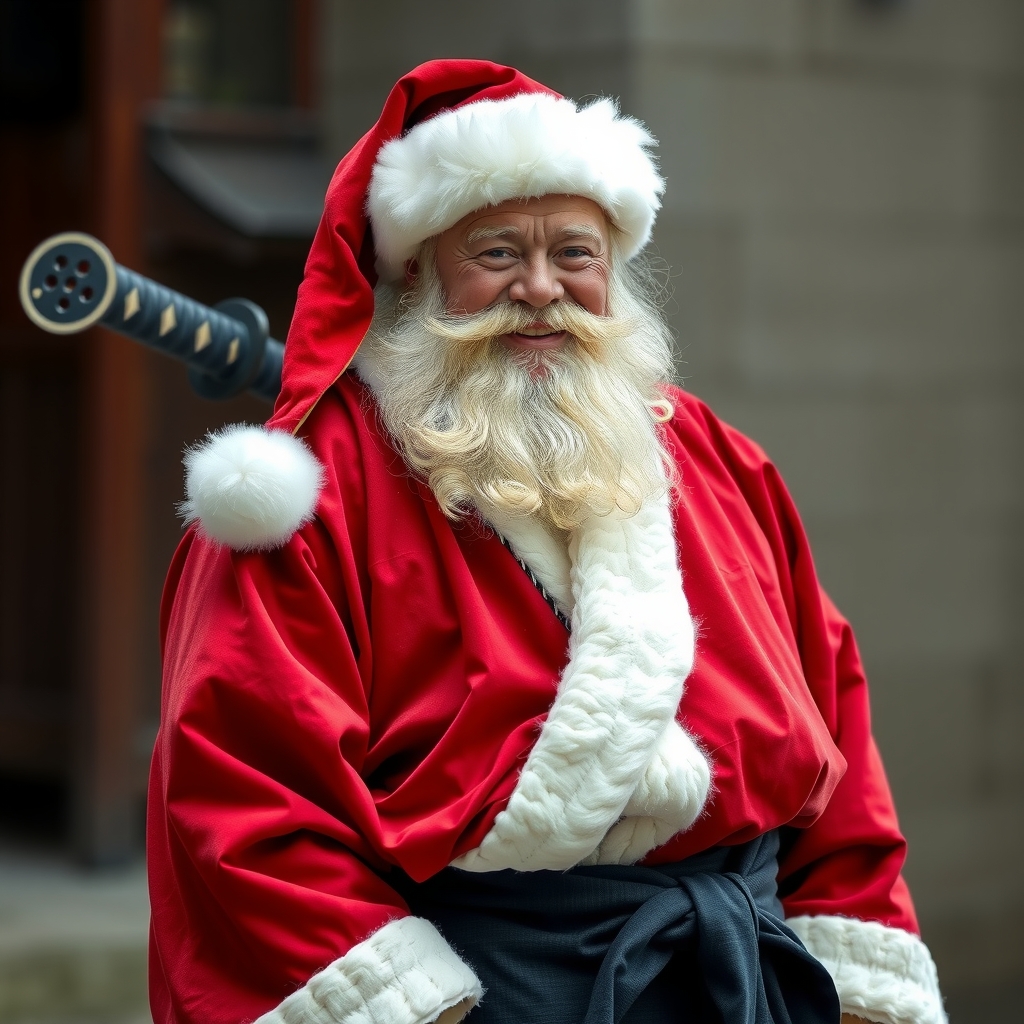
xmin=18 ymin=231 xmax=284 ymax=402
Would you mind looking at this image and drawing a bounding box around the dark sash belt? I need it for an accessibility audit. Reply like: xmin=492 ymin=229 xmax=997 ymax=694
xmin=396 ymin=830 xmax=839 ymax=1024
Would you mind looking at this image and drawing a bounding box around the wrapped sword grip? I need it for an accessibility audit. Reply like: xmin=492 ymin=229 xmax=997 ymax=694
xmin=19 ymin=232 xmax=283 ymax=402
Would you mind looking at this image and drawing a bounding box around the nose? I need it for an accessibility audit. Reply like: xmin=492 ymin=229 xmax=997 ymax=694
xmin=507 ymin=254 xmax=564 ymax=308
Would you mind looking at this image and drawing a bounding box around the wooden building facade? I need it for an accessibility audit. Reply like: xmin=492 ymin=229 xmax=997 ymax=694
xmin=0 ymin=0 xmax=320 ymax=863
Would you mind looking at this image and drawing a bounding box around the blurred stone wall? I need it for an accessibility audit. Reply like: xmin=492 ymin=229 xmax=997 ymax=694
xmin=319 ymin=0 xmax=1024 ymax=1000
xmin=632 ymin=1 xmax=1024 ymax=997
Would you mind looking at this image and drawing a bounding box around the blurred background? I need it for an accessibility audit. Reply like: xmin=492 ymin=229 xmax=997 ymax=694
xmin=0 ymin=1 xmax=1021 ymax=1021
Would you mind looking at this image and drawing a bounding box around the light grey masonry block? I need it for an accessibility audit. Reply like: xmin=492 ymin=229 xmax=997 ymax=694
xmin=323 ymin=0 xmax=626 ymax=72
xmin=647 ymin=215 xmax=746 ymax=388
xmin=806 ymin=516 xmax=1011 ymax=664
xmin=631 ymin=0 xmax=804 ymax=58
xmin=902 ymin=797 xmax=1024 ymax=922
xmin=809 ymin=0 xmax=1024 ymax=78
xmin=637 ymin=59 xmax=991 ymax=219
xmin=869 ymin=658 xmax=1023 ymax=811
xmin=876 ymin=656 xmax=1024 ymax=802
xmin=319 ymin=0 xmax=631 ymax=161
xmin=924 ymin=907 xmax=1024 ymax=994
xmin=733 ymin=224 xmax=1024 ymax=390
xmin=978 ymin=84 xmax=1024 ymax=222
xmin=699 ymin=392 xmax=1024 ymax=525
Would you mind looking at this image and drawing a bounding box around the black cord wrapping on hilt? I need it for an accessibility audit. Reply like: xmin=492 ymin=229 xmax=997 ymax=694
xmin=105 ymin=267 xmax=245 ymax=374
xmin=102 ymin=267 xmax=280 ymax=400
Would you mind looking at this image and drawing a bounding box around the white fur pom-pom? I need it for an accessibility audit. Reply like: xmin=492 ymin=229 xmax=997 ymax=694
xmin=180 ymin=424 xmax=325 ymax=551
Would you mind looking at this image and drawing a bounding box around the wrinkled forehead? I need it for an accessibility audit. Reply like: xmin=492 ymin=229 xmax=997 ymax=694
xmin=442 ymin=194 xmax=613 ymax=248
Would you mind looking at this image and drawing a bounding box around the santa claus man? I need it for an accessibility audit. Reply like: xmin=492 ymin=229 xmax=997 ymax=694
xmin=148 ymin=60 xmax=946 ymax=1024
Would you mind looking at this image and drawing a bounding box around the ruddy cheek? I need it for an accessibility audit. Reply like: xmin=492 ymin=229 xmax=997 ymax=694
xmin=447 ymin=270 xmax=503 ymax=315
xmin=568 ymin=275 xmax=608 ymax=316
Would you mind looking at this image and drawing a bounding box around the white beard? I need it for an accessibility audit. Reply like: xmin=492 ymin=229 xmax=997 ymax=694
xmin=353 ymin=249 xmax=677 ymax=531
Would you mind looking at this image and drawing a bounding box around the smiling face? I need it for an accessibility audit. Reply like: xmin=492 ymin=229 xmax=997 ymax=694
xmin=357 ymin=198 xmax=676 ymax=530
xmin=431 ymin=194 xmax=612 ymax=355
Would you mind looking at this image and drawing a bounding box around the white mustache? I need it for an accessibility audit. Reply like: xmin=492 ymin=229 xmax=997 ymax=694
xmin=421 ymin=300 xmax=635 ymax=352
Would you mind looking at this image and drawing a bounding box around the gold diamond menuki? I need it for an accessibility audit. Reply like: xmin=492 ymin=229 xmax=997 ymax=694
xmin=159 ymin=303 xmax=177 ymax=336
xmin=194 ymin=321 xmax=211 ymax=352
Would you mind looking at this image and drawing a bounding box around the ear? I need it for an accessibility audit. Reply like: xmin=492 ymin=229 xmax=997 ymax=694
xmin=404 ymin=258 xmax=419 ymax=287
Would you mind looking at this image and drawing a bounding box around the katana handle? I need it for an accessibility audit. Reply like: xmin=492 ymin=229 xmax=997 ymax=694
xmin=18 ymin=232 xmax=283 ymax=402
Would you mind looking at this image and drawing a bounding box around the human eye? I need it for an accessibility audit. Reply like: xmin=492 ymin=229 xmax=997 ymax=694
xmin=474 ymin=245 xmax=519 ymax=267
xmin=558 ymin=244 xmax=595 ymax=263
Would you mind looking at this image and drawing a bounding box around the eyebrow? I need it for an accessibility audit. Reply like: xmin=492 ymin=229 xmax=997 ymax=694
xmin=465 ymin=223 xmax=605 ymax=248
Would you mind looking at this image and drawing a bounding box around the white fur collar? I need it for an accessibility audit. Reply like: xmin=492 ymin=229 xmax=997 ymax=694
xmin=455 ymin=490 xmax=711 ymax=871
xmin=476 ymin=503 xmax=574 ymax=619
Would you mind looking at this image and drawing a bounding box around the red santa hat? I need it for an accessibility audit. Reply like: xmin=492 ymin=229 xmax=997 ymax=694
xmin=271 ymin=58 xmax=663 ymax=434
xmin=184 ymin=59 xmax=664 ymax=550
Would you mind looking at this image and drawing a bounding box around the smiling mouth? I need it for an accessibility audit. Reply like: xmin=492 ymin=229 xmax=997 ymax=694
xmin=504 ymin=324 xmax=567 ymax=349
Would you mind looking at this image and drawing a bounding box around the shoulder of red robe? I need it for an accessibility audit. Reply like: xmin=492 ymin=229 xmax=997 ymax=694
xmin=180 ymin=423 xmax=325 ymax=551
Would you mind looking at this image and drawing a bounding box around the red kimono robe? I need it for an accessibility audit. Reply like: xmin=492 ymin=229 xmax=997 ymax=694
xmin=148 ymin=377 xmax=943 ymax=1024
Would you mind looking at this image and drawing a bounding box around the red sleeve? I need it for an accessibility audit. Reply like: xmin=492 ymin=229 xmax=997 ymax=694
xmin=778 ymin=580 xmax=919 ymax=932
xmin=687 ymin=400 xmax=919 ymax=934
xmin=148 ymin=522 xmax=410 ymax=1023
xmin=741 ymin=436 xmax=919 ymax=933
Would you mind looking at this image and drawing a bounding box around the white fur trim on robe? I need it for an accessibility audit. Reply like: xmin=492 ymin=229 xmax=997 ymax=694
xmin=454 ymin=488 xmax=711 ymax=871
xmin=254 ymin=917 xmax=482 ymax=1024
xmin=585 ymin=716 xmax=712 ymax=866
xmin=787 ymin=915 xmax=947 ymax=1024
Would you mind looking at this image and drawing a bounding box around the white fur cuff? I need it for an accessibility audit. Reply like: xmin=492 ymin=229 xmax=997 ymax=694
xmin=255 ymin=916 xmax=483 ymax=1024
xmin=180 ymin=424 xmax=324 ymax=551
xmin=787 ymin=915 xmax=946 ymax=1024
xmin=586 ymin=720 xmax=711 ymax=866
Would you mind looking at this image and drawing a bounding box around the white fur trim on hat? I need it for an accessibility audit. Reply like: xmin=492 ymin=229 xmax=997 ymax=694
xmin=787 ymin=915 xmax=946 ymax=1024
xmin=180 ymin=424 xmax=325 ymax=551
xmin=367 ymin=93 xmax=664 ymax=280
xmin=254 ymin=916 xmax=482 ymax=1024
